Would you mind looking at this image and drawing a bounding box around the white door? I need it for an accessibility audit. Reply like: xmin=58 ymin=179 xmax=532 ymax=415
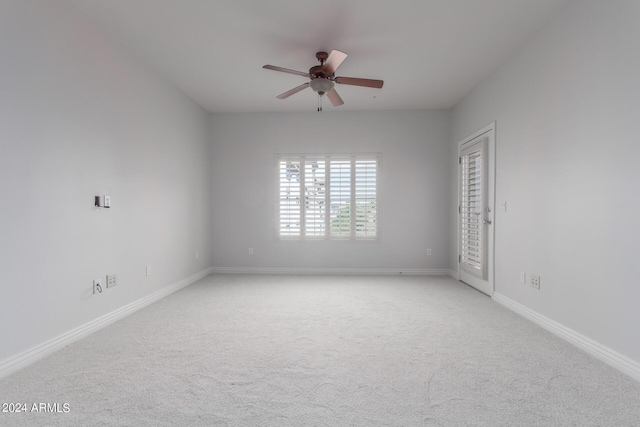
xmin=458 ymin=124 xmax=495 ymax=296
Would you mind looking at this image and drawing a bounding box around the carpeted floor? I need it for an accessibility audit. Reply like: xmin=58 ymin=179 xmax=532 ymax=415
xmin=1 ymin=274 xmax=639 ymax=426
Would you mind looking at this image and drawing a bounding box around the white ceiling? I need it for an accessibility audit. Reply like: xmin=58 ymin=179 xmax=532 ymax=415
xmin=67 ymin=0 xmax=571 ymax=113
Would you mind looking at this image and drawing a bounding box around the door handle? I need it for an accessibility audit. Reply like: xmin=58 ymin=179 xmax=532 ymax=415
xmin=483 ymin=219 xmax=492 ymax=225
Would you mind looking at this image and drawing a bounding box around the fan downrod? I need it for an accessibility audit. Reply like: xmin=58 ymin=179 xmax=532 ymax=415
xmin=310 ymin=52 xmax=330 ymax=79
xmin=315 ymin=51 xmax=328 ymax=63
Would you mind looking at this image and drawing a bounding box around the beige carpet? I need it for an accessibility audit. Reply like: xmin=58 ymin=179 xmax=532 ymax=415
xmin=1 ymin=274 xmax=640 ymax=426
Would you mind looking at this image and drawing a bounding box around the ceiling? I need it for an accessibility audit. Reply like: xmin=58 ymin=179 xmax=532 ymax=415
xmin=67 ymin=0 xmax=571 ymax=113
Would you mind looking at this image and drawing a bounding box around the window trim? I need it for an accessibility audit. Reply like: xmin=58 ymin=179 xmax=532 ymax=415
xmin=276 ymin=154 xmax=380 ymax=241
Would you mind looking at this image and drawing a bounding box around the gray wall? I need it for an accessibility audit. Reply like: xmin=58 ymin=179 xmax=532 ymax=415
xmin=0 ymin=1 xmax=212 ymax=362
xmin=211 ymin=111 xmax=451 ymax=273
xmin=450 ymin=0 xmax=640 ymax=363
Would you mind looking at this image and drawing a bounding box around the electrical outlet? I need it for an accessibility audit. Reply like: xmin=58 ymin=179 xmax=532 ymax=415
xmin=427 ymin=248 xmax=432 ymax=256
xmin=93 ymin=279 xmax=103 ymax=294
xmin=530 ymin=274 xmax=540 ymax=290
xmin=106 ymin=274 xmax=117 ymax=288
xmin=248 ymin=248 xmax=253 ymax=255
xmin=103 ymin=195 xmax=111 ymax=207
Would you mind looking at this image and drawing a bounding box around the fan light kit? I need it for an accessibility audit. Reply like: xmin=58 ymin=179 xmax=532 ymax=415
xmin=263 ymin=50 xmax=384 ymax=111
xmin=309 ymin=78 xmax=334 ymax=94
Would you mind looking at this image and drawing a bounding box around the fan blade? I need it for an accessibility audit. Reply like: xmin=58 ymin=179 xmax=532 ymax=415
xmin=322 ymin=50 xmax=347 ymax=75
xmin=335 ymin=76 xmax=384 ymax=88
xmin=326 ymin=88 xmax=344 ymax=107
xmin=276 ymin=82 xmax=310 ymax=99
xmin=263 ymin=65 xmax=309 ymax=78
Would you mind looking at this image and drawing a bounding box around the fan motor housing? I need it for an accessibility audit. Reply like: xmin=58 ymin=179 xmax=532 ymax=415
xmin=310 ymin=65 xmax=334 ymax=79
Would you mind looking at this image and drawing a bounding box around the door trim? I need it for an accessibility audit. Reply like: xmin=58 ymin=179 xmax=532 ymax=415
xmin=457 ymin=122 xmax=496 ymax=296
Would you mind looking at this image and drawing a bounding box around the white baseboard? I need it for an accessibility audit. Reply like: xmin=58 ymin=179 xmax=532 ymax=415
xmin=493 ymin=292 xmax=640 ymax=382
xmin=447 ymin=269 xmax=459 ymax=280
xmin=0 ymin=267 xmax=213 ymax=380
xmin=211 ymin=267 xmax=450 ymax=276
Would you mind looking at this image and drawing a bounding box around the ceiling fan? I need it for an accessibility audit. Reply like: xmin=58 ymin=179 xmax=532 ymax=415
xmin=263 ymin=50 xmax=384 ymax=111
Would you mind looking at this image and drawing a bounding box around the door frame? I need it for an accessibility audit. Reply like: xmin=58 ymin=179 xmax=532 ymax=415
xmin=457 ymin=122 xmax=496 ymax=296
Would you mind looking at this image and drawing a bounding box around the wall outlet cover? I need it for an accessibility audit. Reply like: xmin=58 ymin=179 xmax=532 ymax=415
xmin=106 ymin=274 xmax=117 ymax=288
xmin=530 ymin=274 xmax=541 ymax=290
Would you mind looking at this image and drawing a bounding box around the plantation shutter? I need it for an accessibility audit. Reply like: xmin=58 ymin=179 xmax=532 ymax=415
xmin=304 ymin=160 xmax=326 ymax=237
xmin=355 ymin=160 xmax=377 ymax=238
xmin=460 ymin=138 xmax=487 ymax=279
xmin=329 ymin=159 xmax=352 ymax=238
xmin=278 ymin=155 xmax=378 ymax=240
xmin=278 ymin=160 xmax=301 ymax=237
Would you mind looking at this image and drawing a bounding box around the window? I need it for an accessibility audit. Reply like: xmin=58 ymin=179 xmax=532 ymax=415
xmin=277 ymin=155 xmax=378 ymax=240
